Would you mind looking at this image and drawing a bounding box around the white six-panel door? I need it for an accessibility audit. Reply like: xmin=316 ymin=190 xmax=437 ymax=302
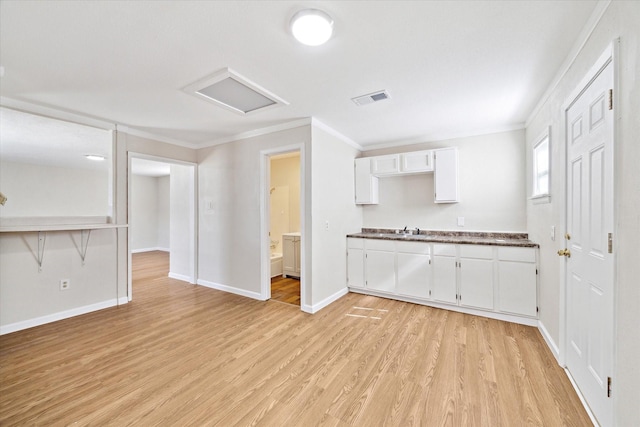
xmin=565 ymin=56 xmax=614 ymax=426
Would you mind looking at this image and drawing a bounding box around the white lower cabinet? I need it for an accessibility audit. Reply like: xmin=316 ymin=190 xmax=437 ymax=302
xmin=364 ymin=239 xmax=396 ymax=293
xmin=282 ymin=233 xmax=301 ymax=278
xmin=459 ymin=245 xmax=494 ymax=310
xmin=347 ymin=237 xmax=538 ymax=324
xmin=497 ymin=247 xmax=537 ymax=317
xmin=396 ymin=241 xmax=431 ymax=299
xmin=347 ymin=238 xmax=365 ymax=289
xmin=432 ymin=244 xmax=457 ymax=304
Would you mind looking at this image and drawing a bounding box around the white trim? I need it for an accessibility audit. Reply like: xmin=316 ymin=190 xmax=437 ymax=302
xmin=118 ymin=125 xmax=199 ymax=149
xmin=168 ymin=272 xmax=195 ymax=284
xmin=131 ymin=247 xmax=169 ymax=254
xmin=362 ymin=123 xmax=525 ymax=152
xmin=348 ymin=289 xmax=538 ymax=327
xmin=564 ymin=369 xmax=601 ymax=427
xmin=530 ymin=195 xmax=551 ymax=205
xmin=311 ymin=118 xmax=363 ymax=151
xmin=0 ymin=299 xmax=121 ymax=335
xmin=201 ymin=118 xmax=311 ymax=147
xmin=302 ymin=288 xmax=349 ymax=314
xmin=0 ymin=96 xmax=116 ymax=130
xmin=118 ymin=296 xmax=129 ymax=305
xmin=197 ymin=279 xmax=265 ymax=301
xmin=526 ymin=0 xmax=612 ymax=127
xmin=538 ymin=320 xmax=560 ymax=362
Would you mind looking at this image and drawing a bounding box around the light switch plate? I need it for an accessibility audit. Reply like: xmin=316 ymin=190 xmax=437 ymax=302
xmin=551 ymin=225 xmax=556 ymax=241
xmin=457 ymin=217 xmax=465 ymax=227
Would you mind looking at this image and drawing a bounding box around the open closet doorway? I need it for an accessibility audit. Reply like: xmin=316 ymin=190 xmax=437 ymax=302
xmin=268 ymin=151 xmax=301 ymax=306
xmin=128 ymin=154 xmax=197 ymax=301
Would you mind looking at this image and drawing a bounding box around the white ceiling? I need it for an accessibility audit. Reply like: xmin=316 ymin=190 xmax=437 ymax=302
xmin=0 ymin=1 xmax=600 ymax=150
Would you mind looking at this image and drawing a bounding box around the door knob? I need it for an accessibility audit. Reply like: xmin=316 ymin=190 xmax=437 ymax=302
xmin=557 ymin=249 xmax=571 ymax=257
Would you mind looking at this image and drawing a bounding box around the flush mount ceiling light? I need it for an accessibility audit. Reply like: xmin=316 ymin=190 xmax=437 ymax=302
xmin=184 ymin=68 xmax=288 ymax=115
xmin=85 ymin=154 xmax=105 ymax=161
xmin=290 ymin=9 xmax=334 ymax=46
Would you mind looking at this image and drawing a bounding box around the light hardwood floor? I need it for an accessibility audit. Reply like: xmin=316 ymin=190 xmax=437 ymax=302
xmin=271 ymin=276 xmax=301 ymax=306
xmin=0 ymin=251 xmax=591 ymax=426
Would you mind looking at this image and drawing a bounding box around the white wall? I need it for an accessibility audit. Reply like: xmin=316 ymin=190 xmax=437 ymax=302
xmin=270 ymin=155 xmax=300 ymax=254
xmin=310 ymin=125 xmax=362 ymax=306
xmin=197 ymin=125 xmax=311 ymax=300
xmin=130 ymin=174 xmax=170 ymax=252
xmin=525 ymin=2 xmax=639 ymax=425
xmin=0 ymin=161 xmax=110 ymax=219
xmin=157 ymin=175 xmax=170 ymax=249
xmin=362 ymin=130 xmax=527 ymax=231
xmin=0 ymin=130 xmax=197 ymax=333
xmin=169 ymin=164 xmax=194 ymax=282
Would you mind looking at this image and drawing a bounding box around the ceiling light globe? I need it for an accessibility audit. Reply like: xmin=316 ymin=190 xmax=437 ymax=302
xmin=291 ymin=9 xmax=334 ymax=46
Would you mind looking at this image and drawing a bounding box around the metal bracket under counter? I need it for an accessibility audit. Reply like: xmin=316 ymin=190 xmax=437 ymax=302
xmin=0 ymin=223 xmax=128 ymax=271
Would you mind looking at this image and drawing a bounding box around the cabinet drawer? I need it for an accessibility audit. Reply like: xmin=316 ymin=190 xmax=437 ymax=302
xmin=433 ymin=244 xmax=456 ymax=257
xmin=498 ymin=247 xmax=536 ymax=263
xmin=347 ymin=238 xmax=364 ymax=249
xmin=396 ymin=241 xmax=430 ymax=254
xmin=366 ymin=239 xmax=396 ymax=251
xmin=459 ymin=245 xmax=494 ymax=260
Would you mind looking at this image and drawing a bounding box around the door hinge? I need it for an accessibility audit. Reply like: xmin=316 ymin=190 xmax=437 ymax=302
xmin=607 ymin=376 xmax=612 ymax=397
xmin=429 ymin=290 xmax=431 ymax=296
xmin=608 ymin=89 xmax=613 ymax=110
xmin=536 ymin=268 xmax=538 ymax=275
xmin=608 ymin=233 xmax=613 ymax=254
xmin=536 ymin=306 xmax=539 ymax=313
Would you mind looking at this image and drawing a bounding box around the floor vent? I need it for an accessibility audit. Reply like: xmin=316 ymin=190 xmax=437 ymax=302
xmin=352 ymin=90 xmax=391 ymax=106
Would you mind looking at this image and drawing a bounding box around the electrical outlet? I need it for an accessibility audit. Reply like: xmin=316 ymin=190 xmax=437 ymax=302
xmin=60 ymin=279 xmax=70 ymax=291
xmin=325 ymin=220 xmax=330 ymax=231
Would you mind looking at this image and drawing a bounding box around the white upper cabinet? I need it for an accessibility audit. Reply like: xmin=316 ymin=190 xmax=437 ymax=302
xmin=400 ymin=150 xmax=433 ymax=173
xmin=371 ymin=154 xmax=400 ymax=175
xmin=354 ymin=157 xmax=379 ymax=205
xmin=434 ymin=147 xmax=459 ymax=203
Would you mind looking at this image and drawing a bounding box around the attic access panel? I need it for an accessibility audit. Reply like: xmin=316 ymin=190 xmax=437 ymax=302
xmin=184 ymin=68 xmax=288 ymax=115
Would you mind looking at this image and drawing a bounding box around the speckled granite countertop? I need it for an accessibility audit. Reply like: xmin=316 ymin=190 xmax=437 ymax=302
xmin=347 ymin=228 xmax=539 ymax=248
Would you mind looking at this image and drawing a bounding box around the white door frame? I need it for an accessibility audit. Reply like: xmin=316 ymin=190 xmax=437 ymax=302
xmin=127 ymin=152 xmax=198 ymax=300
xmin=259 ymin=144 xmax=306 ymax=310
xmin=559 ymin=40 xmax=618 ymax=424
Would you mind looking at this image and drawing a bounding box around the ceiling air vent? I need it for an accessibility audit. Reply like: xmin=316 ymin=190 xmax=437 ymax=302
xmin=184 ymin=68 xmax=288 ymax=115
xmin=352 ymin=90 xmax=391 ymax=106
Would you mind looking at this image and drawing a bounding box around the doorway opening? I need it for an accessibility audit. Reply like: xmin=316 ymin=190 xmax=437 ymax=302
xmin=260 ymin=144 xmax=305 ymax=309
xmin=269 ymin=152 xmax=301 ymax=306
xmin=127 ymin=153 xmax=197 ymax=301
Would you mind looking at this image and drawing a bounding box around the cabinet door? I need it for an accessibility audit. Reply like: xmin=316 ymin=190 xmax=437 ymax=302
xmin=498 ymin=261 xmax=537 ymax=317
xmin=347 ymin=247 xmax=365 ymax=289
xmin=459 ymin=258 xmax=494 ymax=310
xmin=282 ymin=236 xmax=297 ymax=277
xmin=434 ymin=147 xmax=459 ymax=203
xmin=432 ymin=254 xmax=457 ymax=304
xmin=365 ymin=249 xmax=396 ymax=293
xmin=397 ymin=253 xmax=430 ymax=298
xmin=371 ymin=154 xmax=400 ymax=175
xmin=401 ymin=150 xmax=433 ymax=173
xmin=355 ymin=158 xmax=379 ymax=204
xmin=293 ymin=237 xmax=301 ymax=274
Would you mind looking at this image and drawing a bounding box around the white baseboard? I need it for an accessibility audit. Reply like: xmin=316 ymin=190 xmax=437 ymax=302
xmin=197 ymin=279 xmax=265 ymax=301
xmin=302 ymin=287 xmax=349 ymax=314
xmin=564 ymin=368 xmax=599 ymax=427
xmin=131 ymin=247 xmax=169 ymax=253
xmin=118 ymin=296 xmax=129 ymax=305
xmin=168 ymin=272 xmax=195 ymax=284
xmin=0 ymin=299 xmax=120 ymax=335
xmin=537 ymin=319 xmax=560 ymax=362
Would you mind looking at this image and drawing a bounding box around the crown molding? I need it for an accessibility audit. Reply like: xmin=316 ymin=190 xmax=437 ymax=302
xmin=311 ymin=118 xmax=363 ymax=151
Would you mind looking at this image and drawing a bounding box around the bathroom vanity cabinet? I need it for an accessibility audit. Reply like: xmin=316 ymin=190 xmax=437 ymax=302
xmin=282 ymin=233 xmax=301 ymax=278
